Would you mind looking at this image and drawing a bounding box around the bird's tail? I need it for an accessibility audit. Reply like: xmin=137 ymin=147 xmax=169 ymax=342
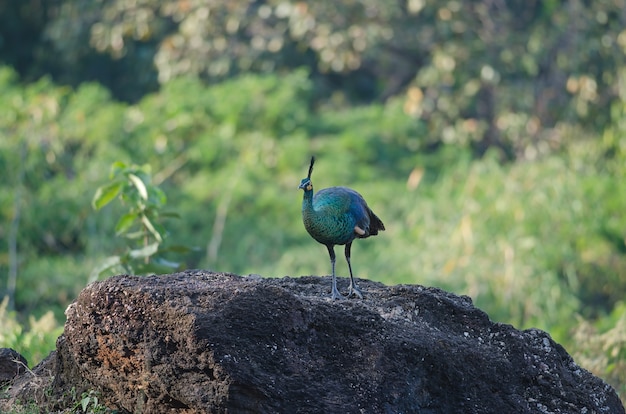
xmin=368 ymin=210 xmax=385 ymax=236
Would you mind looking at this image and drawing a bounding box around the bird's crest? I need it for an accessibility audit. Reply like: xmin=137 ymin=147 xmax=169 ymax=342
xmin=307 ymin=156 xmax=315 ymax=179
xmin=299 ymin=156 xmax=315 ymax=190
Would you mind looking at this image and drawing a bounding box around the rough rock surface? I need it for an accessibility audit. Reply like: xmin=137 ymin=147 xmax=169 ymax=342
xmin=0 ymin=348 xmax=27 ymax=386
xmin=2 ymin=270 xmax=624 ymax=413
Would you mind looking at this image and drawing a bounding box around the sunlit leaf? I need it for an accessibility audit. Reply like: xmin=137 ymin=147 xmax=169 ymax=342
xmin=92 ymin=181 xmax=122 ymax=210
xmin=123 ymin=230 xmax=145 ymax=240
xmin=115 ymin=212 xmax=137 ymax=235
xmin=141 ymin=215 xmax=163 ymax=242
xmin=128 ymin=173 xmax=148 ymax=200
xmin=89 ymin=256 xmax=121 ymax=282
xmin=129 ymin=242 xmax=159 ymax=259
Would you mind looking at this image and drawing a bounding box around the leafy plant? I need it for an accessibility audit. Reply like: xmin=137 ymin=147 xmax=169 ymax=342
xmin=73 ymin=389 xmax=108 ymax=414
xmin=91 ymin=162 xmax=189 ymax=280
xmin=0 ymin=399 xmax=39 ymax=414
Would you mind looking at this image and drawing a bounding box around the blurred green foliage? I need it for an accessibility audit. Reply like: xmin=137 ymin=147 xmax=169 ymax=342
xmin=0 ymin=297 xmax=63 ymax=367
xmin=572 ymin=301 xmax=626 ymax=402
xmin=2 ymin=0 xmax=626 ymax=159
xmin=91 ymin=162 xmax=191 ymax=279
xmin=0 ymin=0 xmax=625 ymax=405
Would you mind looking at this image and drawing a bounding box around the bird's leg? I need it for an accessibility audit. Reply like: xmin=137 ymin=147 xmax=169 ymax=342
xmin=327 ymin=245 xmax=343 ymax=300
xmin=345 ymin=242 xmax=363 ymax=299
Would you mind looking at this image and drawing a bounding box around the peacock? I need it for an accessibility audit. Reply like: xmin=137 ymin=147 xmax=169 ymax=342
xmin=298 ymin=156 xmax=385 ymax=299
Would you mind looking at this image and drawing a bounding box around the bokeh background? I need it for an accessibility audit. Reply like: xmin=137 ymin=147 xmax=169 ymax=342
xmin=0 ymin=0 xmax=625 ymax=404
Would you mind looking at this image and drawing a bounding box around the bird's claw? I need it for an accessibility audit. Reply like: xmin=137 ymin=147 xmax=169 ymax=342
xmin=331 ymin=287 xmax=345 ymax=300
xmin=346 ymin=284 xmax=363 ymax=299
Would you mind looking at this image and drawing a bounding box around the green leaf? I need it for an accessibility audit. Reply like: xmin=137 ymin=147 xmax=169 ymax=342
xmin=128 ymin=173 xmax=148 ymax=200
xmin=152 ymin=221 xmax=168 ymax=239
xmin=92 ymin=182 xmax=123 ymax=210
xmin=149 ymin=185 xmax=167 ymax=205
xmin=115 ymin=212 xmax=137 ymax=235
xmin=89 ymin=255 xmax=121 ymax=282
xmin=129 ymin=242 xmax=159 ymax=259
xmin=153 ymin=257 xmax=181 ymax=268
xmin=110 ymin=161 xmax=128 ymax=178
xmin=137 ymin=163 xmax=152 ymax=177
xmin=141 ymin=215 xmax=163 ymax=242
xmin=123 ymin=230 xmax=145 ymax=240
xmin=81 ymin=397 xmax=90 ymax=412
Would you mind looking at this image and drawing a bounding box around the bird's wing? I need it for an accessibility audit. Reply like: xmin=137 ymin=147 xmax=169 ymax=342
xmin=315 ymin=186 xmax=371 ymax=229
xmin=313 ymin=187 xmax=350 ymax=212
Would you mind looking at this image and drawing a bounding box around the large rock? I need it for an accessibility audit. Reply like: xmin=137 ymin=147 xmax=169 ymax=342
xmin=0 ymin=348 xmax=27 ymax=386
xmin=2 ymin=270 xmax=624 ymax=413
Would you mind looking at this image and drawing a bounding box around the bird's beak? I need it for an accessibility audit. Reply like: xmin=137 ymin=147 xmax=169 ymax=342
xmin=298 ymin=182 xmax=306 ymax=189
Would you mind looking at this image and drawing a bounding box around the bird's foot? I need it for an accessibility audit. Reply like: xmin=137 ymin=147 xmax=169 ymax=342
xmin=331 ymin=286 xmax=345 ymax=300
xmin=346 ymin=283 xmax=363 ymax=299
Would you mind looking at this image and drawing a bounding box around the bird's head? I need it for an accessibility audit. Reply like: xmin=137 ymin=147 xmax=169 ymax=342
xmin=298 ymin=156 xmax=315 ymax=191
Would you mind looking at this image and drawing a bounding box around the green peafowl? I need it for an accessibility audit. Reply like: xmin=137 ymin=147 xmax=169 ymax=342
xmin=299 ymin=156 xmax=385 ymax=300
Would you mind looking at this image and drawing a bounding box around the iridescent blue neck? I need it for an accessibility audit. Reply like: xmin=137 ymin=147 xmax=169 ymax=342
xmin=302 ymin=187 xmax=314 ymax=213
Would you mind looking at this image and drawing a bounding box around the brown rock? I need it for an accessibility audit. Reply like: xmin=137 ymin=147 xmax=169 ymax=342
xmin=3 ymin=271 xmax=625 ymax=413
